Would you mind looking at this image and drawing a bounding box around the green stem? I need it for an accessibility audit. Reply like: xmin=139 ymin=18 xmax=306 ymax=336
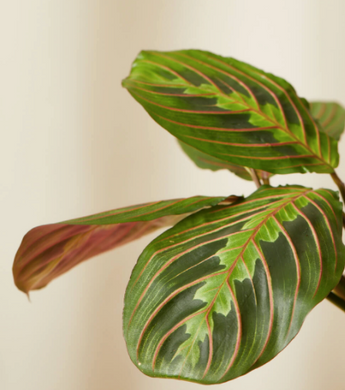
xmin=327 ymin=275 xmax=345 ymax=313
xmin=333 ymin=275 xmax=345 ymax=300
xmin=261 ymin=171 xmax=270 ymax=186
xmin=331 ymin=171 xmax=345 ymax=204
xmin=327 ymin=292 xmax=345 ymax=312
xmin=245 ymin=168 xmax=261 ymax=189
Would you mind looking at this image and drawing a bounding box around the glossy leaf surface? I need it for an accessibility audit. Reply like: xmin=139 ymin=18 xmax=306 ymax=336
xmin=124 ymin=186 xmax=345 ymax=384
xmin=13 ymin=195 xmax=232 ymax=293
xmin=310 ymin=101 xmax=345 ymax=140
xmin=178 ymin=140 xmax=272 ymax=181
xmin=123 ymin=50 xmax=338 ymax=174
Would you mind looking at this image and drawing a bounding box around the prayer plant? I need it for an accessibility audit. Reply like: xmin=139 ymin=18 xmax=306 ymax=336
xmin=13 ymin=50 xmax=345 ymax=385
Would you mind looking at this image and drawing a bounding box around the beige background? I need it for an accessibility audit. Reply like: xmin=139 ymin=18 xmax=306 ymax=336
xmin=2 ymin=1 xmax=345 ymax=389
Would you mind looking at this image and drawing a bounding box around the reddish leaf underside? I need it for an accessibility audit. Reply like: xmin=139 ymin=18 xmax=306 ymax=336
xmin=13 ymin=196 xmax=237 ymax=293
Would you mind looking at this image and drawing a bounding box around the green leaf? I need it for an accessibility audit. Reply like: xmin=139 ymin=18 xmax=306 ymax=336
xmin=13 ymin=195 xmax=235 ymax=294
xmin=178 ymin=140 xmax=272 ymax=182
xmin=123 ymin=185 xmax=345 ymax=384
xmin=123 ymin=50 xmax=339 ymax=174
xmin=310 ymin=101 xmax=345 ymax=141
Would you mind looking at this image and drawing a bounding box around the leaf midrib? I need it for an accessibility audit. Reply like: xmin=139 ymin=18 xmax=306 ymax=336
xmin=134 ymin=52 xmax=332 ymax=169
xmin=141 ymin=190 xmax=312 ymax=379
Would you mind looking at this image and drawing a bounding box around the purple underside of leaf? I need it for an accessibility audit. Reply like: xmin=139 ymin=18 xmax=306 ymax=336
xmin=13 ymin=195 xmax=238 ymax=294
xmin=13 ymin=216 xmax=184 ymax=294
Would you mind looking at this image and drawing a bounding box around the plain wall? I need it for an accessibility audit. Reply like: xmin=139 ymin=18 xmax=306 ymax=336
xmin=2 ymin=1 xmax=345 ymax=389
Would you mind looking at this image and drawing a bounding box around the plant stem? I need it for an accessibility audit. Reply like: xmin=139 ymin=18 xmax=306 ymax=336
xmin=327 ymin=275 xmax=345 ymax=312
xmin=245 ymin=168 xmax=261 ymax=188
xmin=327 ymin=292 xmax=345 ymax=312
xmin=261 ymin=171 xmax=270 ymax=186
xmin=333 ymin=275 xmax=345 ymax=300
xmin=331 ymin=171 xmax=345 ymax=204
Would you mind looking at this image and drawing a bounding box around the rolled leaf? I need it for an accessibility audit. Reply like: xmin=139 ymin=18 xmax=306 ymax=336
xmin=124 ymin=185 xmax=345 ymax=384
xmin=178 ymin=140 xmax=272 ymax=181
xmin=13 ymin=195 xmax=236 ymax=294
xmin=123 ymin=50 xmax=338 ymax=174
xmin=310 ymin=101 xmax=345 ymax=140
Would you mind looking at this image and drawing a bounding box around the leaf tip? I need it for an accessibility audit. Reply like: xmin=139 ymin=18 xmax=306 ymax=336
xmin=26 ymin=292 xmax=31 ymax=302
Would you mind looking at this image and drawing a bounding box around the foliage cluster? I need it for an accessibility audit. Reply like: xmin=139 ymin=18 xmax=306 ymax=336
xmin=13 ymin=50 xmax=345 ymax=385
